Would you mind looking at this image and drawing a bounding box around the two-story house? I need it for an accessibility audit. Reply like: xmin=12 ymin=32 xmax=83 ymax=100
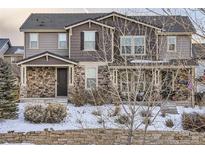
xmin=17 ymin=12 xmax=196 ymax=105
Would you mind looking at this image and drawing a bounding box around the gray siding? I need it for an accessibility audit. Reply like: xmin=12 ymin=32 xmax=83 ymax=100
xmin=70 ymin=22 xmax=112 ymax=62
xmin=159 ymin=35 xmax=191 ymax=60
xmin=25 ymin=32 xmax=69 ymax=58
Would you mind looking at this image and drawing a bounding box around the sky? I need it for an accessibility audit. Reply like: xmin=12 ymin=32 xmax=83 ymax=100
xmin=0 ymin=8 xmax=115 ymax=46
xmin=0 ymin=8 xmax=204 ymax=45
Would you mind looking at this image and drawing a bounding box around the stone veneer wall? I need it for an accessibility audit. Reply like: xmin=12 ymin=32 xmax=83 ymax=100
xmin=68 ymin=65 xmax=113 ymax=101
xmin=0 ymin=129 xmax=205 ymax=145
xmin=26 ymin=67 xmax=56 ymax=98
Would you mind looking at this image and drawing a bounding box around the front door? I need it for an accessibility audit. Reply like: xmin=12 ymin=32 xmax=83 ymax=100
xmin=57 ymin=68 xmax=68 ymax=96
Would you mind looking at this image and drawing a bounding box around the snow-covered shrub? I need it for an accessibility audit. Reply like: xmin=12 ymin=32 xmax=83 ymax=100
xmin=165 ymin=119 xmax=174 ymax=128
xmin=115 ymin=114 xmax=130 ymax=125
xmin=111 ymin=105 xmax=121 ymax=117
xmin=182 ymin=113 xmax=205 ymax=132
xmin=24 ymin=104 xmax=67 ymax=123
xmin=140 ymin=110 xmax=152 ymax=117
xmin=92 ymin=110 xmax=102 ymax=116
xmin=44 ymin=104 xmax=67 ymax=123
xmin=24 ymin=105 xmax=45 ymax=123
xmin=161 ymin=111 xmax=166 ymax=117
xmin=142 ymin=118 xmax=151 ymax=125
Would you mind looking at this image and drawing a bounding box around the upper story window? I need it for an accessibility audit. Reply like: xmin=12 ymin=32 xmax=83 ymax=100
xmin=85 ymin=67 xmax=97 ymax=89
xmin=29 ymin=33 xmax=38 ymax=49
xmin=120 ymin=36 xmax=146 ymax=55
xmin=58 ymin=33 xmax=67 ymax=49
xmin=84 ymin=31 xmax=96 ymax=51
xmin=167 ymin=36 xmax=176 ymax=52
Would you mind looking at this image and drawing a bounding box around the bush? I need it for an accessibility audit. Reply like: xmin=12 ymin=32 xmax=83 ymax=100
xmin=70 ymin=89 xmax=110 ymax=106
xmin=182 ymin=112 xmax=205 ymax=132
xmin=92 ymin=110 xmax=102 ymax=116
xmin=165 ymin=119 xmax=174 ymax=128
xmin=115 ymin=114 xmax=130 ymax=125
xmin=24 ymin=103 xmax=67 ymax=123
xmin=161 ymin=111 xmax=166 ymax=117
xmin=108 ymin=105 xmax=121 ymax=117
xmin=140 ymin=110 xmax=152 ymax=117
xmin=142 ymin=118 xmax=151 ymax=125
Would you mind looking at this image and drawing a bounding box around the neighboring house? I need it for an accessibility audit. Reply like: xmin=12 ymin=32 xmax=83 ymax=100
xmin=192 ymin=43 xmax=205 ymax=92
xmin=17 ymin=12 xmax=196 ymax=105
xmin=0 ymin=38 xmax=24 ymax=64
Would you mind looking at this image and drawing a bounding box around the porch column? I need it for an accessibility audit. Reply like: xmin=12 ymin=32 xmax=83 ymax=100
xmin=191 ymin=67 xmax=195 ymax=106
xmin=20 ymin=65 xmax=27 ymax=98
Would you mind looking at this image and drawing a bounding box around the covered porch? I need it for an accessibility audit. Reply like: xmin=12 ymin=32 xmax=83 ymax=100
xmin=110 ymin=63 xmax=196 ymax=106
xmin=17 ymin=51 xmax=77 ymax=102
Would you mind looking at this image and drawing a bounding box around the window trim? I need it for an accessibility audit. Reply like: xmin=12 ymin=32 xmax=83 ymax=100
xmin=85 ymin=66 xmax=98 ymax=90
xmin=120 ymin=35 xmax=146 ymax=56
xmin=58 ymin=33 xmax=67 ymax=49
xmin=29 ymin=33 xmax=39 ymax=49
xmin=83 ymin=31 xmax=96 ymax=51
xmin=167 ymin=36 xmax=177 ymax=52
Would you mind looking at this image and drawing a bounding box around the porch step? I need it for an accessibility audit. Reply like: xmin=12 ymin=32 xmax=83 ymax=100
xmin=160 ymin=102 xmax=178 ymax=114
xmin=20 ymin=98 xmax=68 ymax=104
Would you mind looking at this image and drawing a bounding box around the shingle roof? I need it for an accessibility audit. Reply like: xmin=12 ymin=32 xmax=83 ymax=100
xmin=20 ymin=13 xmax=106 ymax=30
xmin=20 ymin=12 xmax=196 ymax=33
xmin=4 ymin=46 xmax=24 ymax=55
xmin=0 ymin=38 xmax=10 ymax=49
xmin=192 ymin=43 xmax=205 ymax=59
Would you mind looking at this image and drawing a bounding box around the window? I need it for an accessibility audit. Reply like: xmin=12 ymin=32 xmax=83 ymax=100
xmin=58 ymin=33 xmax=67 ymax=49
xmin=85 ymin=67 xmax=97 ymax=89
xmin=154 ymin=69 xmax=160 ymax=85
xmin=167 ymin=36 xmax=176 ymax=52
xmin=84 ymin=31 xmax=95 ymax=51
xmin=29 ymin=33 xmax=38 ymax=49
xmin=120 ymin=36 xmax=145 ymax=55
xmin=134 ymin=36 xmax=145 ymax=54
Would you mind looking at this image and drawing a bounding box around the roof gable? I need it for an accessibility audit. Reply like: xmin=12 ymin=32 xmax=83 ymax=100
xmin=17 ymin=51 xmax=78 ymax=65
xmin=64 ymin=19 xmax=115 ymax=30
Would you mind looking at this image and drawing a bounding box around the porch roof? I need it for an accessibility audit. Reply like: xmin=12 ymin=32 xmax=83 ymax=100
xmin=109 ymin=59 xmax=197 ymax=69
xmin=17 ymin=51 xmax=78 ymax=66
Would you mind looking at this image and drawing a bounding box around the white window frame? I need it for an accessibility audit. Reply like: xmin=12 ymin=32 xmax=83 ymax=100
xmin=85 ymin=66 xmax=98 ymax=89
xmin=11 ymin=57 xmax=15 ymax=64
xmin=58 ymin=33 xmax=67 ymax=49
xmin=84 ymin=31 xmax=96 ymax=51
xmin=69 ymin=66 xmax=74 ymax=85
xmin=167 ymin=36 xmax=176 ymax=52
xmin=29 ymin=33 xmax=39 ymax=49
xmin=120 ymin=35 xmax=146 ymax=56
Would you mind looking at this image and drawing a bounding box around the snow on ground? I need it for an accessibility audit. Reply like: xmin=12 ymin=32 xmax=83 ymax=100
xmin=0 ymin=103 xmax=205 ymax=133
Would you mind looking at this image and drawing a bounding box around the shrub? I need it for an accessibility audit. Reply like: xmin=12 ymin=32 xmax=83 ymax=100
xmin=140 ymin=110 xmax=152 ymax=117
xmin=109 ymin=105 xmax=121 ymax=117
xmin=161 ymin=111 xmax=166 ymax=117
xmin=182 ymin=112 xmax=205 ymax=132
xmin=142 ymin=118 xmax=151 ymax=125
xmin=165 ymin=119 xmax=174 ymax=128
xmin=92 ymin=110 xmax=102 ymax=116
xmin=24 ymin=103 xmax=67 ymax=123
xmin=24 ymin=105 xmax=45 ymax=123
xmin=70 ymin=89 xmax=110 ymax=106
xmin=115 ymin=114 xmax=130 ymax=125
